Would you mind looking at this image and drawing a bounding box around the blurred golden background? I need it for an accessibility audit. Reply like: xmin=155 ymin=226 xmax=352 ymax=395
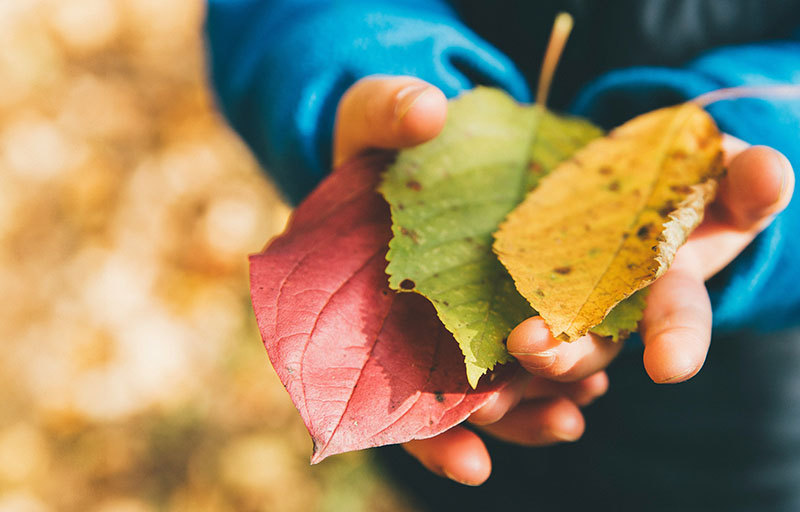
xmin=0 ymin=1 xmax=417 ymax=510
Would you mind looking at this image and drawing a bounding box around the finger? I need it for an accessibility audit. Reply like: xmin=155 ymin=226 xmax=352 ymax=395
xmin=472 ymin=371 xmax=607 ymax=429
xmin=468 ymin=370 xmax=531 ymax=426
xmin=478 ymin=398 xmax=585 ymax=445
xmin=640 ymin=249 xmax=712 ymax=384
xmin=402 ymin=426 xmax=491 ymax=486
xmin=720 ymin=133 xmax=750 ymax=165
xmin=689 ymin=142 xmax=794 ymax=279
xmin=333 ymin=76 xmax=448 ymax=167
xmin=523 ymin=371 xmax=609 ymax=406
xmin=507 ymin=317 xmax=623 ymax=382
xmin=717 ymin=142 xmax=794 ymax=230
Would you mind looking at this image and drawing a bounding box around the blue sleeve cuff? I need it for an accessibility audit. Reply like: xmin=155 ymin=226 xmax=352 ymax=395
xmin=571 ymin=41 xmax=800 ymax=332
xmin=206 ymin=0 xmax=530 ymax=205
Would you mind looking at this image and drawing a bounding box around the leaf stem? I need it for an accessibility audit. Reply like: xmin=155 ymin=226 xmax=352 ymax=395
xmin=692 ymin=84 xmax=800 ymax=107
xmin=536 ymin=12 xmax=574 ymax=108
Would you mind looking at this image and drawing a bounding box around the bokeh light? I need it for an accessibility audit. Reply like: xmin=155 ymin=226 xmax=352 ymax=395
xmin=0 ymin=1 xmax=417 ymax=510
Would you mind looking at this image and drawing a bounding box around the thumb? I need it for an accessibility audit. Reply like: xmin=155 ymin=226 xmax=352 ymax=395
xmin=715 ymin=143 xmax=794 ymax=232
xmin=333 ymin=76 xmax=447 ymax=168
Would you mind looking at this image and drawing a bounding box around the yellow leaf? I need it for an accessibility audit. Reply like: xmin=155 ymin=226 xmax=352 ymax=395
xmin=494 ymin=103 xmax=724 ymax=341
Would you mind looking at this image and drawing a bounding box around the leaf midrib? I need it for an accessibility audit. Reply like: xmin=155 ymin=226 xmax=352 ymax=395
xmin=564 ymin=106 xmax=696 ymax=338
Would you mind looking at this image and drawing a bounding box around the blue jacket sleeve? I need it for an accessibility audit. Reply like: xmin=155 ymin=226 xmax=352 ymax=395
xmin=205 ymin=0 xmax=529 ymax=205
xmin=571 ymin=38 xmax=800 ymax=332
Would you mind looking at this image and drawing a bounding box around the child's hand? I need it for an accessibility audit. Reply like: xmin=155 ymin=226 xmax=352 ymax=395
xmin=506 ymin=137 xmax=793 ymax=386
xmin=333 ymin=76 xmax=448 ymax=167
xmin=334 ymin=75 xmax=795 ymax=485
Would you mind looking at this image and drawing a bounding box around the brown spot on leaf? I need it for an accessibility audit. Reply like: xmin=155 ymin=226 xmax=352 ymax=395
xmin=553 ymin=266 xmax=572 ymax=275
xmin=599 ymin=166 xmax=613 ymax=175
xmin=400 ymin=227 xmax=419 ymax=243
xmin=711 ymin=151 xmax=725 ymax=177
xmin=637 ymin=223 xmax=655 ymax=240
xmin=399 ymin=279 xmax=415 ymax=290
xmin=658 ymin=200 xmax=676 ymax=217
xmin=670 ymin=184 xmax=693 ymax=195
xmin=608 ymin=180 xmax=621 ymax=191
xmin=536 ymin=289 xmax=545 ymax=297
xmin=671 ymin=150 xmax=688 ymax=160
xmin=434 ymin=392 xmax=445 ymax=403
xmin=406 ymin=180 xmax=422 ymax=191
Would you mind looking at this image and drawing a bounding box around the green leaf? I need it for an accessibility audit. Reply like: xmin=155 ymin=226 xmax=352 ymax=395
xmin=380 ymin=87 xmax=602 ymax=387
xmin=591 ymin=289 xmax=649 ymax=341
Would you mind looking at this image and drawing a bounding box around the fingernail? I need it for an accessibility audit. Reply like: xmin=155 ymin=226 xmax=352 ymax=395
xmin=773 ymin=151 xmax=792 ymax=206
xmin=508 ymin=350 xmax=556 ymax=370
xmin=659 ymin=366 xmax=697 ymax=384
xmin=394 ymin=84 xmax=432 ymax=121
xmin=549 ymin=429 xmax=581 ymax=442
xmin=443 ymin=469 xmax=481 ymax=487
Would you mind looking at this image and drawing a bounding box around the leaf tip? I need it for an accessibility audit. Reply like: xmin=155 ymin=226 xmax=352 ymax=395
xmin=555 ymin=331 xmax=572 ymax=342
xmin=309 ymin=437 xmax=330 ymax=465
xmin=466 ymin=363 xmax=486 ymax=389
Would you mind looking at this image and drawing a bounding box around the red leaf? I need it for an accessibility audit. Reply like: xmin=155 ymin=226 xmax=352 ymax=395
xmin=249 ymin=152 xmax=513 ymax=463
